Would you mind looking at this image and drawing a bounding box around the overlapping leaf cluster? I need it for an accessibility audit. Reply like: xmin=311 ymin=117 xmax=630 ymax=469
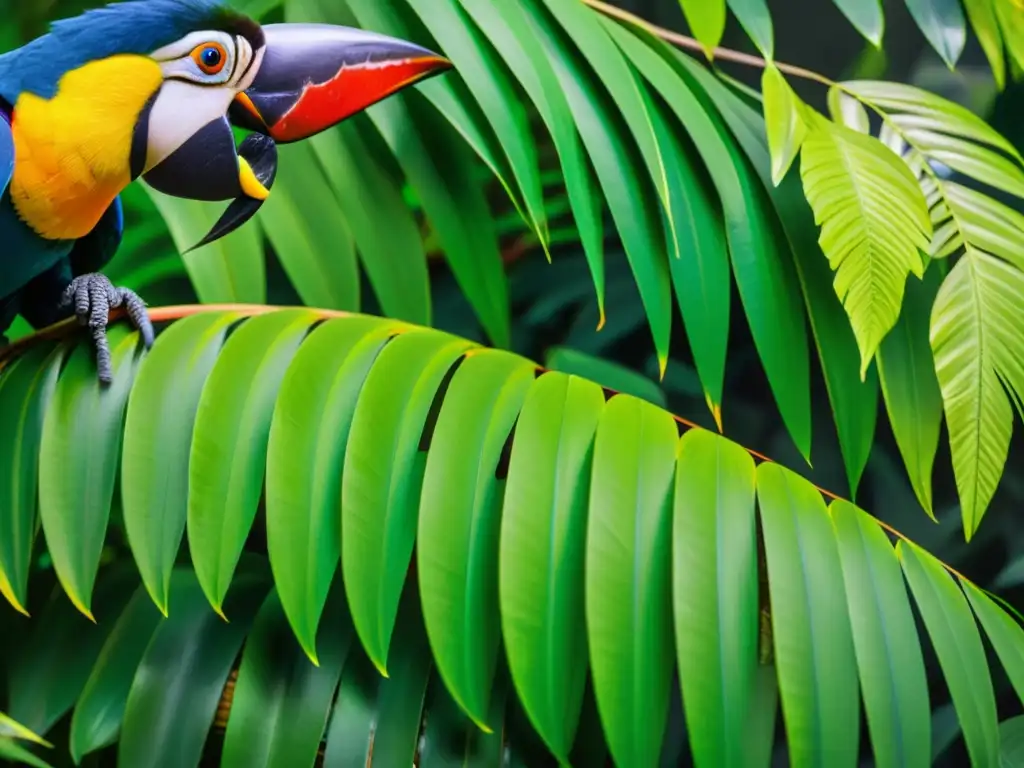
xmin=761 ymin=53 xmax=1024 ymax=537
xmin=681 ymin=0 xmax=1024 ymax=89
xmin=2 ymin=309 xmax=1024 ymax=766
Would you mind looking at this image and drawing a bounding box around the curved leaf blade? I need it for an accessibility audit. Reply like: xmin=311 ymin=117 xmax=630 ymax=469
xmin=39 ymin=326 xmax=142 ymax=617
xmin=904 ymin=0 xmax=967 ymax=68
xmin=673 ymin=429 xmax=758 ymax=768
xmin=832 ymin=0 xmax=885 ymax=46
xmin=220 ymin=582 xmax=352 ymax=768
xmin=266 ymin=315 xmax=397 ymax=663
xmin=117 ymin=563 xmax=271 ymax=768
xmin=499 ymin=371 xmax=604 ymax=759
xmin=121 ymin=311 xmax=241 ymax=614
xmin=187 ymin=309 xmax=318 ymax=614
xmin=961 ymin=580 xmax=1024 ymax=707
xmin=897 ymin=542 xmax=999 ymax=767
xmin=417 ymin=350 xmax=536 ymax=727
xmin=757 ymin=462 xmax=860 ymax=767
xmin=679 ymin=0 xmax=727 ymax=56
xmin=585 ymin=394 xmax=677 ymax=767
xmin=830 ymin=501 xmax=930 ymax=768
xmin=726 ymin=0 xmax=774 ymax=58
xmin=342 ymin=329 xmax=475 ymax=673
xmin=762 ymin=64 xmax=808 ymax=185
xmin=876 ymin=269 xmax=943 ymax=517
xmin=69 ymin=585 xmax=164 ymax=761
xmin=0 ymin=342 xmax=65 ymax=613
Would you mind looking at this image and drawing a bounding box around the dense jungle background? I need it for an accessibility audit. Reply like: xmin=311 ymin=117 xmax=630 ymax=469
xmin=3 ymin=0 xmax=1024 ymax=765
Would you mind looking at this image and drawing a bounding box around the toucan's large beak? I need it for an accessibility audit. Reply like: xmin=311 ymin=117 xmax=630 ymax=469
xmin=230 ymin=23 xmax=451 ymax=143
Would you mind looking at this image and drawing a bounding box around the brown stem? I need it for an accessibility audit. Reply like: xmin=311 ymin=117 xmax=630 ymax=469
xmin=582 ymin=0 xmax=835 ymax=87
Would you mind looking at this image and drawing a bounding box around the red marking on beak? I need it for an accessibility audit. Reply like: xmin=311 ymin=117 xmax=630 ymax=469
xmin=269 ymin=56 xmax=450 ymax=143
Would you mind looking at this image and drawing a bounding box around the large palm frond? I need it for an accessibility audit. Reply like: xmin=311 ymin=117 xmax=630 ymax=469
xmin=1 ymin=308 xmax=1023 ymax=767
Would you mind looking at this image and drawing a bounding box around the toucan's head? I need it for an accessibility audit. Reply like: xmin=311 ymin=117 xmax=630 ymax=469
xmin=0 ymin=0 xmax=450 ymax=247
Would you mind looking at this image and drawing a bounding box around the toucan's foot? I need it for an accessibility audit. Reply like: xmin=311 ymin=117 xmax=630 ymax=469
xmin=59 ymin=274 xmax=154 ymax=384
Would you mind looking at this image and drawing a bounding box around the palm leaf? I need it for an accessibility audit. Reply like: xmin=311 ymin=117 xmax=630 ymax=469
xmin=2 ymin=308 xmax=1023 ymax=766
xmin=842 ymin=79 xmax=1024 ymax=536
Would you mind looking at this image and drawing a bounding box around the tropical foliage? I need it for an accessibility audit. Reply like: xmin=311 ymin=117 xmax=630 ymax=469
xmin=4 ymin=0 xmax=1024 ymax=765
xmin=2 ymin=308 xmax=1024 ymax=768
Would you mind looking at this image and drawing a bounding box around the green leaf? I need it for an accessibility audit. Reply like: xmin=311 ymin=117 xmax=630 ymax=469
xmin=121 ymin=311 xmax=240 ymax=614
xmin=961 ymin=580 xmax=1024 ymax=707
xmin=532 ymin=0 xmax=673 ymax=369
xmin=545 ymin=346 xmax=665 ymax=407
xmin=762 ymin=64 xmax=807 ymax=185
xmin=799 ymin=110 xmax=931 ymax=377
xmin=69 ymin=585 xmax=164 ymax=761
xmin=342 ymin=0 xmax=526 ymax=227
xmin=586 ymin=394 xmax=677 ymax=767
xmin=266 ymin=316 xmax=396 ymax=664
xmin=117 ymin=564 xmax=272 ymax=768
xmin=930 ymin=251 xmax=1024 ymax=538
xmin=962 ymin=0 xmax=1006 ymax=89
xmin=458 ymin=0 xmax=605 ymax=312
xmin=143 ymin=188 xmax=266 ymax=304
xmin=0 ymin=342 xmax=65 ymax=614
xmin=256 ymin=143 xmax=360 ymax=311
xmin=499 ymin=372 xmax=604 ymax=759
xmin=756 ymin=462 xmax=860 ymax=766
xmin=679 ymin=0 xmax=727 ymax=56
xmin=0 ymin=712 xmax=50 ymax=746
xmin=994 ymin=0 xmax=1024 ymax=75
xmin=829 ymin=501 xmax=930 ymax=768
xmin=354 ymin=582 xmax=433 ymax=767
xmin=188 ymin=309 xmax=318 ymax=614
xmin=673 ymin=54 xmax=876 ymax=494
xmin=726 ymin=0 xmax=774 ymax=58
xmin=418 ymin=676 xmax=505 ymax=767
xmin=7 ymin=565 xmax=138 ymax=737
xmin=220 ymin=582 xmax=352 ymax=768
xmin=38 ymin=326 xmax=142 ymax=617
xmin=321 ymin=581 xmax=431 ymax=766
xmin=897 ymin=542 xmax=999 ymax=767
xmin=832 ymin=0 xmax=885 ymax=46
xmin=367 ymin=90 xmax=511 ymax=348
xmin=841 ymin=80 xmax=1023 ymax=163
xmin=904 ymin=0 xmax=967 ymax=68
xmin=611 ymin=25 xmax=810 ymax=449
xmin=876 ymin=268 xmax=943 ymax=516
xmin=342 ymin=329 xmax=475 ymax=673
xmin=308 ymin=120 xmax=431 ymax=325
xmin=1000 ymin=716 xmax=1024 ymax=766
xmin=403 ymin=0 xmax=549 ymax=252
xmin=0 ymin=738 xmax=54 ymax=768
xmin=417 ymin=350 xmax=536 ymax=727
xmin=673 ymin=430 xmax=758 ymax=768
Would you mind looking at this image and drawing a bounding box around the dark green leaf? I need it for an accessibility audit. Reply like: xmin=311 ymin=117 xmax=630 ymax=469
xmin=904 ymin=0 xmax=967 ymax=68
xmin=545 ymin=346 xmax=665 ymax=407
xmin=726 ymin=0 xmax=774 ymax=58
xmin=832 ymin=0 xmax=885 ymax=46
xmin=117 ymin=563 xmax=272 ymax=768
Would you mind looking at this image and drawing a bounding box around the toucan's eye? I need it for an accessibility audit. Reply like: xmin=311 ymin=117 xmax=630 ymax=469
xmin=191 ymin=42 xmax=227 ymax=75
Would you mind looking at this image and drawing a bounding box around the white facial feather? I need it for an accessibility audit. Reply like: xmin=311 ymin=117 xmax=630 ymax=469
xmin=143 ymin=31 xmax=265 ymax=172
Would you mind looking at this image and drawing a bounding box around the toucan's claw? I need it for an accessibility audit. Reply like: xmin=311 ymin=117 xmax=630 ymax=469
xmin=187 ymin=134 xmax=278 ymax=252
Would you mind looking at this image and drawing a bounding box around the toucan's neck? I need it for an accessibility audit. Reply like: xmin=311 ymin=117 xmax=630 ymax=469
xmin=9 ymin=55 xmax=162 ymax=241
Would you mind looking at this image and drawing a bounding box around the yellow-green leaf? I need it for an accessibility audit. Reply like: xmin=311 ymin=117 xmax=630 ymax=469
xmin=762 ymin=64 xmax=808 ymax=185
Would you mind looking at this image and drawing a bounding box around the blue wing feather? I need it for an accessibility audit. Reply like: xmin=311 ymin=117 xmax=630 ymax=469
xmin=0 ymin=99 xmax=12 ymax=199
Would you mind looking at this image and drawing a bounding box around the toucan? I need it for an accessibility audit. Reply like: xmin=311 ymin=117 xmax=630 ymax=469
xmin=0 ymin=0 xmax=451 ymax=381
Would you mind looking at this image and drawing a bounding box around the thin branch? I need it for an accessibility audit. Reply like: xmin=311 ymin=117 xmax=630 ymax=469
xmin=582 ymin=0 xmax=835 ymax=87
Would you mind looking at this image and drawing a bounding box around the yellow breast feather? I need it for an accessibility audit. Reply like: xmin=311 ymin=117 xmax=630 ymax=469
xmin=10 ymin=55 xmax=163 ymax=241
